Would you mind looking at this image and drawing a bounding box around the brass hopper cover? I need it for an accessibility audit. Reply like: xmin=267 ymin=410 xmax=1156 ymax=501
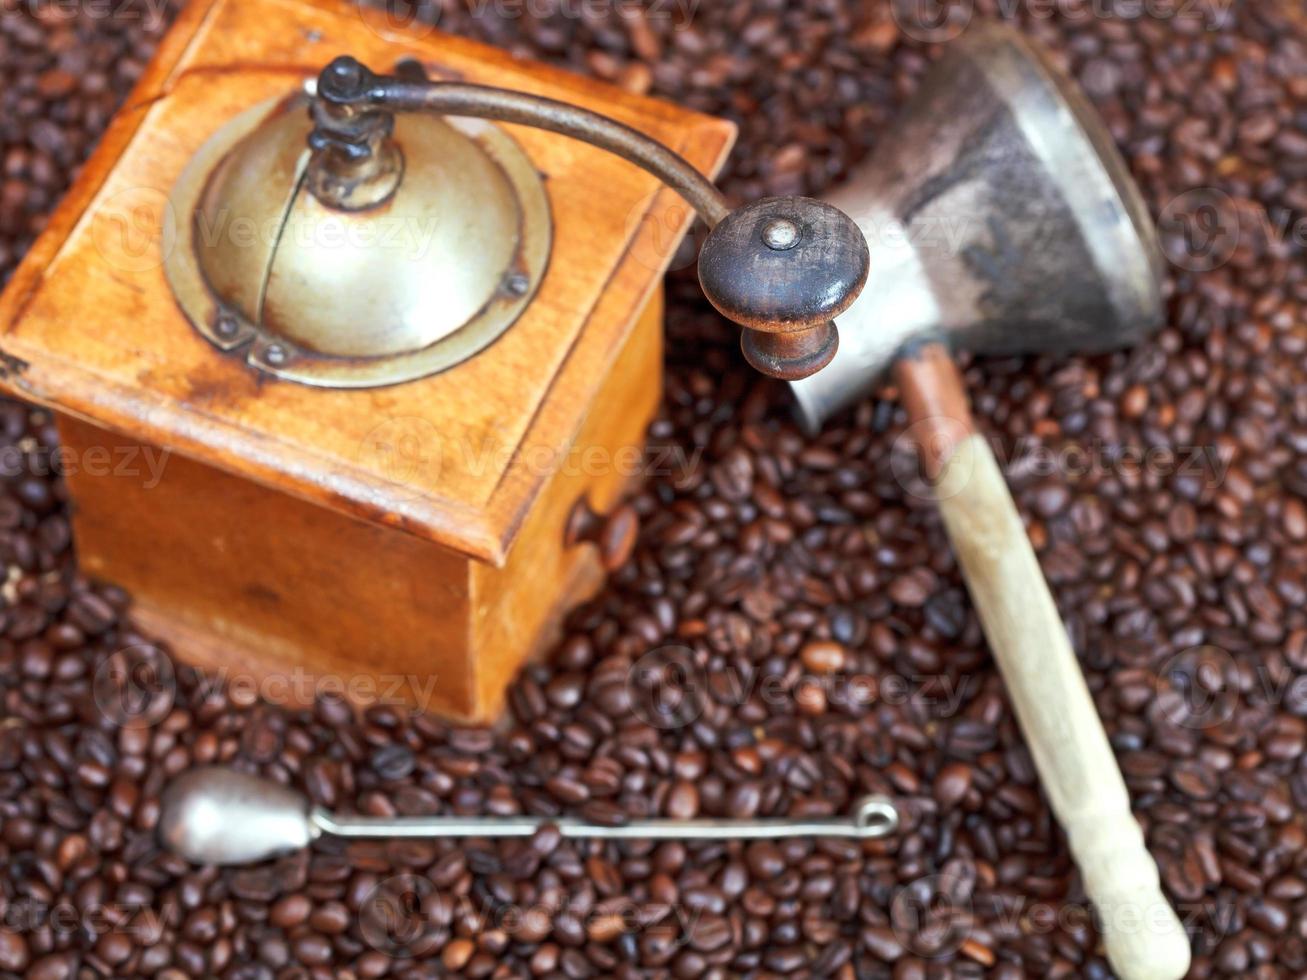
xmin=166 ymin=83 xmax=552 ymax=388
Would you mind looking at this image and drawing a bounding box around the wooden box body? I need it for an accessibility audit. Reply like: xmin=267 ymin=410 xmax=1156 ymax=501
xmin=0 ymin=0 xmax=733 ymax=720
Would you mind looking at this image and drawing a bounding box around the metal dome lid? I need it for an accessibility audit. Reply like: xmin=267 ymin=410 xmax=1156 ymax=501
xmin=165 ymin=89 xmax=551 ymax=389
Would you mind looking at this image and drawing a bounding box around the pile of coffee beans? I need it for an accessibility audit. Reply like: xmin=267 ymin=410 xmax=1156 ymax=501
xmin=2 ymin=0 xmax=1307 ymax=976
xmin=0 ymin=1 xmax=172 ymax=285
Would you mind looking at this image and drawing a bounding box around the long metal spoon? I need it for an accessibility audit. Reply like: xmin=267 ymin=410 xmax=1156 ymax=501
xmin=159 ymin=767 xmax=899 ymax=866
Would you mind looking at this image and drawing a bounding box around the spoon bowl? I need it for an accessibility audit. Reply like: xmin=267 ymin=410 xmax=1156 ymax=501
xmin=159 ymin=766 xmax=317 ymax=866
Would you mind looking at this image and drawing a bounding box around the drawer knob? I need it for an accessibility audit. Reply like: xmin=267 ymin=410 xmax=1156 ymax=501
xmin=565 ymin=496 xmax=638 ymax=572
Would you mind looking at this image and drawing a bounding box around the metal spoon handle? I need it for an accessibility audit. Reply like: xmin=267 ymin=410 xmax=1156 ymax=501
xmin=311 ymin=794 xmax=897 ymax=841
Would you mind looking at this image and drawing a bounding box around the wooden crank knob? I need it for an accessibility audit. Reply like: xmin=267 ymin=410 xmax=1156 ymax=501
xmin=698 ymin=197 xmax=869 ymax=381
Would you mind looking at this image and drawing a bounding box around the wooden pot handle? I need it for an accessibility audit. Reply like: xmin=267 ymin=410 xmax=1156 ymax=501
xmin=894 ymin=343 xmax=1190 ymax=980
xmin=936 ymin=432 xmax=1190 ymax=980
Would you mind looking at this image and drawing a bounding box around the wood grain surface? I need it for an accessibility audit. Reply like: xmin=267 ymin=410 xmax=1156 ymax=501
xmin=0 ymin=0 xmax=734 ymax=564
xmin=0 ymin=0 xmax=733 ymax=720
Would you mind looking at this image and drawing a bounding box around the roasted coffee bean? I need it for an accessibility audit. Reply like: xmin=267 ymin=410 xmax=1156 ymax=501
xmin=933 ymin=761 xmax=973 ymax=808
xmin=3 ymin=1 xmax=1307 ymax=977
xmin=664 ymin=779 xmax=699 ymax=819
xmin=367 ymin=743 xmax=415 ymax=780
xmin=0 ymin=931 xmax=29 ymax=973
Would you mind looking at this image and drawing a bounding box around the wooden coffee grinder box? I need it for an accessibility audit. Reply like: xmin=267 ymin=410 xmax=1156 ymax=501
xmin=0 ymin=0 xmax=734 ymax=721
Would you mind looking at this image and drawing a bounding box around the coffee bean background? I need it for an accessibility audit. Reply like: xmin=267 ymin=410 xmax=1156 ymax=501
xmin=3 ymin=0 xmax=1307 ymax=976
